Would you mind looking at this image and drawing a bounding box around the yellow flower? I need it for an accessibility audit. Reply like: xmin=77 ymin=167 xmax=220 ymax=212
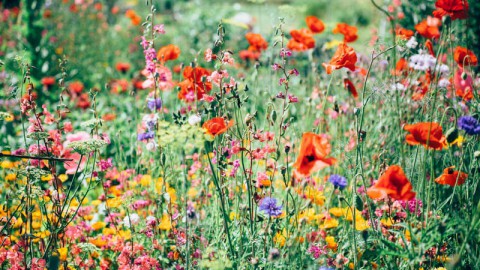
xmin=325 ymin=236 xmax=338 ymax=251
xmin=141 ymin=175 xmax=152 ymax=186
xmin=229 ymin=212 xmax=237 ymax=221
xmin=322 ymin=218 xmax=339 ymax=229
xmin=188 ymin=188 xmax=198 ymax=198
xmin=159 ymin=214 xmax=172 ymax=231
xmin=91 ymin=222 xmax=106 ymax=230
xmin=59 ymin=174 xmax=68 ymax=182
xmin=90 ymin=237 xmax=107 ymax=248
xmin=5 ymin=173 xmax=16 ymax=181
xmin=41 ymin=174 xmax=52 ymax=182
xmin=355 ymin=217 xmax=369 ymax=231
xmin=1 ymin=160 xmax=14 ymax=169
xmin=381 ymin=218 xmax=394 ymax=227
xmin=329 ymin=207 xmax=344 ymax=217
xmin=324 ymin=39 xmax=343 ymax=50
xmin=106 ymin=197 xmax=122 ymax=208
xmin=273 ymin=229 xmax=288 ymax=247
xmin=57 ymin=247 xmax=68 ymax=261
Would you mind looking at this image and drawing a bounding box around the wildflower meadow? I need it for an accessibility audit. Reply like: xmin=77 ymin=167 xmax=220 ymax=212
xmin=1 ymin=0 xmax=480 ymax=269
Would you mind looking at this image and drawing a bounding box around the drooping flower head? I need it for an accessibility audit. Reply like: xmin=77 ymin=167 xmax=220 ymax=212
xmin=343 ymin=78 xmax=358 ymax=98
xmin=435 ymin=166 xmax=468 ymax=186
xmin=367 ymin=165 xmax=416 ymax=201
xmin=259 ymin=197 xmax=283 ymax=217
xmin=454 ymin=46 xmax=478 ymax=68
xmin=458 ymin=116 xmax=480 ymax=135
xmin=322 ymin=43 xmax=357 ymax=74
xmin=404 ymin=122 xmax=446 ymax=150
xmin=293 ymin=132 xmax=336 ymax=176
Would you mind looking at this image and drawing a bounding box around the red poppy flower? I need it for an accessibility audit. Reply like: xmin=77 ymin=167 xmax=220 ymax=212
xmin=433 ymin=0 xmax=469 ymax=21
xmin=41 ymin=77 xmax=55 ymax=87
xmin=202 ymin=117 xmax=234 ymax=137
xmin=454 ymin=46 xmax=478 ymax=68
xmin=425 ymin=40 xmax=435 ymax=56
xmin=287 ymin=29 xmax=315 ymax=51
xmin=415 ymin=17 xmax=441 ymax=39
xmin=239 ymin=50 xmax=261 ymax=61
xmin=69 ymin=81 xmax=84 ymax=94
xmin=157 ymin=44 xmax=181 ymax=62
xmin=332 ymin=23 xmax=358 ymax=43
xmin=306 ymin=16 xmax=325 ymax=34
xmin=322 ymin=43 xmax=357 ymax=74
xmin=293 ymin=132 xmax=336 ymax=176
xmin=395 ymin=27 xmax=414 ymax=40
xmin=435 ymin=166 xmax=468 ymax=187
xmin=367 ymin=165 xmax=416 ymax=201
xmin=115 ymin=62 xmax=131 ymax=73
xmin=393 ymin=58 xmax=409 ymax=76
xmin=177 ymin=66 xmax=212 ymax=102
xmin=245 ymin=33 xmax=268 ymax=52
xmin=404 ymin=122 xmax=446 ymax=150
xmin=343 ymin=78 xmax=358 ymax=98
xmin=412 ymin=72 xmax=431 ymax=101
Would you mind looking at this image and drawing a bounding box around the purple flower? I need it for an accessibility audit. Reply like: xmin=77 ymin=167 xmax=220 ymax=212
xmin=137 ymin=131 xmax=155 ymax=141
xmin=280 ymin=48 xmax=292 ymax=58
xmin=97 ymin=158 xmax=113 ymax=171
xmin=153 ymin=24 xmax=165 ymax=34
xmin=259 ymin=197 xmax=282 ymax=217
xmin=319 ymin=267 xmax=334 ymax=270
xmin=147 ymin=98 xmax=162 ymax=111
xmin=271 ymin=63 xmax=281 ymax=71
xmin=458 ymin=116 xmax=480 ymax=135
xmin=329 ymin=174 xmax=348 ymax=190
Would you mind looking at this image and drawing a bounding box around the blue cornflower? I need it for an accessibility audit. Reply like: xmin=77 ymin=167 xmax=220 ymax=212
xmin=259 ymin=197 xmax=283 ymax=217
xmin=328 ymin=174 xmax=348 ymax=190
xmin=458 ymin=116 xmax=480 ymax=135
xmin=319 ymin=267 xmax=334 ymax=270
xmin=147 ymin=98 xmax=162 ymax=111
xmin=137 ymin=131 xmax=155 ymax=141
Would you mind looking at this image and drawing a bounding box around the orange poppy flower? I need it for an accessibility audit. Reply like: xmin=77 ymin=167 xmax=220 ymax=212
xmin=177 ymin=66 xmax=212 ymax=102
xmin=202 ymin=117 xmax=234 ymax=137
xmin=454 ymin=46 xmax=478 ymax=68
xmin=245 ymin=33 xmax=268 ymax=52
xmin=322 ymin=43 xmax=357 ymax=74
xmin=157 ymin=44 xmax=181 ymax=62
xmin=343 ymin=78 xmax=358 ymax=98
xmin=367 ymin=165 xmax=416 ymax=201
xmin=404 ymin=122 xmax=446 ymax=150
xmin=306 ymin=16 xmax=325 ymax=34
xmin=239 ymin=50 xmax=261 ymax=61
xmin=395 ymin=27 xmax=414 ymax=40
xmin=435 ymin=166 xmax=468 ymax=187
xmin=412 ymin=72 xmax=431 ymax=100
xmin=425 ymin=40 xmax=435 ymax=56
xmin=433 ymin=0 xmax=469 ymax=21
xmin=293 ymin=132 xmax=336 ymax=176
xmin=393 ymin=58 xmax=409 ymax=76
xmin=415 ymin=17 xmax=441 ymax=39
xmin=115 ymin=62 xmax=131 ymax=73
xmin=332 ymin=23 xmax=358 ymax=43
xmin=41 ymin=77 xmax=55 ymax=87
xmin=287 ymin=29 xmax=315 ymax=51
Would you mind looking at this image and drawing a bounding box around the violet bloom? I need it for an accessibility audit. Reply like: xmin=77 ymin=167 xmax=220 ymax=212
xmin=458 ymin=116 xmax=480 ymax=135
xmin=153 ymin=24 xmax=165 ymax=34
xmin=97 ymin=158 xmax=113 ymax=171
xmin=137 ymin=131 xmax=155 ymax=141
xmin=147 ymin=98 xmax=162 ymax=111
xmin=259 ymin=197 xmax=282 ymax=217
xmin=329 ymin=174 xmax=348 ymax=190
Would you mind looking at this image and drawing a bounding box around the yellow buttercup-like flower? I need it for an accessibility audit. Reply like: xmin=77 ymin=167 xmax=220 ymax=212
xmin=57 ymin=247 xmax=68 ymax=261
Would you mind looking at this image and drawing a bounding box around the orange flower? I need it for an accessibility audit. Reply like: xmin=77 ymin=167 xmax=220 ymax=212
xmin=245 ymin=33 xmax=268 ymax=52
xmin=395 ymin=27 xmax=414 ymax=40
xmin=415 ymin=17 xmax=441 ymax=39
xmin=293 ymin=133 xmax=336 ymax=176
xmin=306 ymin=16 xmax=325 ymax=34
xmin=367 ymin=165 xmax=416 ymax=201
xmin=454 ymin=46 xmax=478 ymax=68
xmin=332 ymin=23 xmax=358 ymax=43
xmin=287 ymin=29 xmax=315 ymax=51
xmin=435 ymin=166 xmax=468 ymax=187
xmin=322 ymin=43 xmax=357 ymax=74
xmin=115 ymin=62 xmax=131 ymax=73
xmin=404 ymin=122 xmax=446 ymax=150
xmin=202 ymin=117 xmax=234 ymax=137
xmin=425 ymin=40 xmax=435 ymax=56
xmin=433 ymin=0 xmax=469 ymax=21
xmin=69 ymin=81 xmax=84 ymax=94
xmin=239 ymin=50 xmax=261 ymax=61
xmin=125 ymin=9 xmax=141 ymax=26
xmin=393 ymin=58 xmax=409 ymax=76
xmin=177 ymin=66 xmax=212 ymax=102
xmin=157 ymin=44 xmax=181 ymax=62
xmin=41 ymin=77 xmax=55 ymax=87
xmin=343 ymin=78 xmax=358 ymax=98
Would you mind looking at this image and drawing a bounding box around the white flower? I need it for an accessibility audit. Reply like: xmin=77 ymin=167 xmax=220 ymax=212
xmin=146 ymin=141 xmax=158 ymax=151
xmin=406 ymin=37 xmax=418 ymax=49
xmin=409 ymin=52 xmax=436 ymax=71
xmin=391 ymin=83 xmax=406 ymax=92
xmin=436 ymin=64 xmax=449 ymax=75
xmin=188 ymin=114 xmax=202 ymax=126
xmin=123 ymin=213 xmax=140 ymax=228
xmin=438 ymin=78 xmax=451 ymax=88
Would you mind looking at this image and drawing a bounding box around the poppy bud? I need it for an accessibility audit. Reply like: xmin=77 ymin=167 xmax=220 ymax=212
xmin=445 ymin=127 xmax=459 ymax=144
xmin=285 ymin=145 xmax=290 ymax=153
xmin=281 ymin=166 xmax=287 ymax=175
xmin=461 ymin=72 xmax=467 ymax=80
